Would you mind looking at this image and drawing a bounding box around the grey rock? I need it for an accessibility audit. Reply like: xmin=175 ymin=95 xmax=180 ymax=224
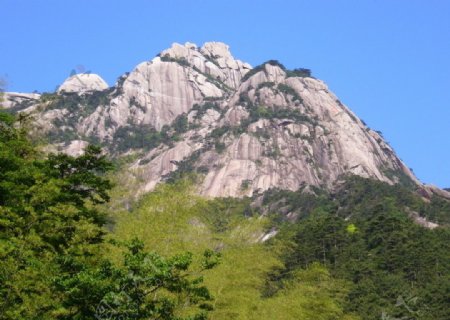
xmin=2 ymin=92 xmax=40 ymax=110
xmin=8 ymin=42 xmax=434 ymax=199
xmin=64 ymin=140 xmax=89 ymax=157
xmin=58 ymin=74 xmax=108 ymax=93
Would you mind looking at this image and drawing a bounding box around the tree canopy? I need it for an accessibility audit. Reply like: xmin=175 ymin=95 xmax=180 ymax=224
xmin=0 ymin=111 xmax=218 ymax=320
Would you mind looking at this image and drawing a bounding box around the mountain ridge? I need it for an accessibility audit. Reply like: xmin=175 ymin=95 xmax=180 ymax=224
xmin=3 ymin=41 xmax=448 ymax=199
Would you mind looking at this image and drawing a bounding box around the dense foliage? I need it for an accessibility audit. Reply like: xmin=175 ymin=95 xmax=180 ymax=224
xmin=241 ymin=60 xmax=312 ymax=82
xmin=0 ymin=112 xmax=218 ymax=320
xmin=107 ymin=178 xmax=360 ymax=320
xmin=265 ymin=177 xmax=450 ymax=320
xmin=1 ymin=88 xmax=449 ymax=319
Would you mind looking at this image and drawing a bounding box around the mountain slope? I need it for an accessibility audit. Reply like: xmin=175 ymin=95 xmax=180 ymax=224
xmin=1 ymin=50 xmax=449 ymax=320
xmin=2 ymin=42 xmax=427 ymax=197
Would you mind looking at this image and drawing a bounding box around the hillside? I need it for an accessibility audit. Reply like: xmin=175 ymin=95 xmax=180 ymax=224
xmin=4 ymin=41 xmax=434 ymax=198
xmin=1 ymin=42 xmax=449 ymax=320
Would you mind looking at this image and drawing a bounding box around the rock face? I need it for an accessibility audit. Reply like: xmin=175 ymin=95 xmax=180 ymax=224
xmin=57 ymin=74 xmax=108 ymax=93
xmin=97 ymin=42 xmax=250 ymax=132
xmin=134 ymin=62 xmax=418 ymax=197
xmin=2 ymin=92 xmax=40 ymax=110
xmin=64 ymin=140 xmax=89 ymax=157
xmin=7 ymin=42 xmax=423 ymax=197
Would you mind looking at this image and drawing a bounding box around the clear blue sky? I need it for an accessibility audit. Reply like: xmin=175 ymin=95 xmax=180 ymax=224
xmin=1 ymin=0 xmax=449 ymax=187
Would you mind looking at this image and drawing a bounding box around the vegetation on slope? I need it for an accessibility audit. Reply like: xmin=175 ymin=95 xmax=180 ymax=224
xmin=241 ymin=60 xmax=312 ymax=82
xmin=0 ymin=112 xmax=218 ymax=320
xmin=263 ymin=177 xmax=450 ymax=320
xmin=1 ymin=106 xmax=449 ymax=319
xmin=107 ymin=178 xmax=360 ymax=320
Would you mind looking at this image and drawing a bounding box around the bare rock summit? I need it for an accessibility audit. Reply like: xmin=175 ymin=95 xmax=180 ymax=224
xmin=6 ymin=42 xmax=428 ymax=197
xmin=57 ymin=73 xmax=109 ymax=93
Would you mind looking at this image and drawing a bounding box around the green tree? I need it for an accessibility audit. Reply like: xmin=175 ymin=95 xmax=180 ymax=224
xmin=277 ymin=178 xmax=450 ymax=320
xmin=0 ymin=112 xmax=220 ymax=319
xmin=0 ymin=113 xmax=114 ymax=318
xmin=56 ymin=239 xmax=219 ymax=320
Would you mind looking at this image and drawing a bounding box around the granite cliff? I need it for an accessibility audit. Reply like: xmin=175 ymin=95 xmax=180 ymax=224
xmin=5 ymin=41 xmax=442 ymax=198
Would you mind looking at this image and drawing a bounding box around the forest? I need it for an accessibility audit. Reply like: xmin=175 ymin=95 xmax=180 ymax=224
xmin=1 ymin=110 xmax=449 ymax=319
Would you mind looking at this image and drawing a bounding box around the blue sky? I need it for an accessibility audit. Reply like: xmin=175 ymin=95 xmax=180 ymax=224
xmin=1 ymin=0 xmax=449 ymax=187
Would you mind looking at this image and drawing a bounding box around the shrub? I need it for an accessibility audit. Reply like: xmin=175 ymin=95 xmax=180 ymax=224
xmin=160 ymin=54 xmax=190 ymax=67
xmin=112 ymin=124 xmax=168 ymax=152
xmin=173 ymin=113 xmax=189 ymax=134
xmin=257 ymin=81 xmax=276 ymax=90
xmin=214 ymin=141 xmax=226 ymax=154
xmin=192 ymin=102 xmax=222 ymax=120
xmin=241 ymin=60 xmax=286 ymax=82
xmin=242 ymin=60 xmax=312 ymax=82
xmin=286 ymin=68 xmax=312 ymax=78
xmin=277 ymin=83 xmax=302 ymax=102
xmin=241 ymin=179 xmax=252 ymax=190
xmin=210 ymin=126 xmax=231 ymax=139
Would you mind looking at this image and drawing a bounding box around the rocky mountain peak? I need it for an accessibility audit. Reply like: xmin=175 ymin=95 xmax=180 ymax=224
xmin=201 ymin=42 xmax=232 ymax=58
xmin=2 ymin=92 xmax=41 ymax=110
xmin=57 ymin=73 xmax=108 ymax=93
xmin=7 ymin=42 xmax=426 ymax=197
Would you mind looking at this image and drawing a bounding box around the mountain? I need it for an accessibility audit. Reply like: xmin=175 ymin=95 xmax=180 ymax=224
xmin=2 ymin=42 xmax=450 ymax=320
xmin=4 ymin=41 xmax=448 ymax=199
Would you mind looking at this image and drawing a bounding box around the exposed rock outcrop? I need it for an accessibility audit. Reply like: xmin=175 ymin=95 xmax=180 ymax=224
xmin=130 ymin=61 xmax=418 ymax=197
xmin=58 ymin=73 xmax=108 ymax=93
xmin=5 ymin=42 xmax=430 ymax=198
xmin=2 ymin=92 xmax=40 ymax=110
xmin=64 ymin=140 xmax=89 ymax=157
xmin=420 ymin=184 xmax=450 ymax=201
